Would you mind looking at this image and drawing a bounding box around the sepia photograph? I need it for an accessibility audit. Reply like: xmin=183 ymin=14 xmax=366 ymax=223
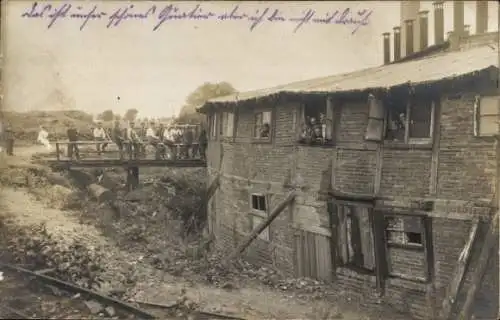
xmin=0 ymin=1 xmax=499 ymax=319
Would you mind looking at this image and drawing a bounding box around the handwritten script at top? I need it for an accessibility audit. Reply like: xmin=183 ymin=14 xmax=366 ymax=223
xmin=20 ymin=2 xmax=372 ymax=34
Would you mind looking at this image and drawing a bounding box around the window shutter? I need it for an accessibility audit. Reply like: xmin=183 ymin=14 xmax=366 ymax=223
xmin=365 ymin=94 xmax=385 ymax=141
xmin=325 ymin=97 xmax=334 ymax=140
xmin=478 ymin=96 xmax=500 ymax=136
xmin=263 ymin=111 xmax=272 ymax=125
xmin=297 ymin=104 xmax=306 ymax=140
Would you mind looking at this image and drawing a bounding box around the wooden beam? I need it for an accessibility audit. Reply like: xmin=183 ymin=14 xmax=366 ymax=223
xmin=206 ymin=175 xmax=220 ymax=201
xmin=225 ymin=191 xmax=296 ymax=263
xmin=440 ymin=218 xmax=480 ymax=319
xmin=458 ymin=211 xmax=499 ymax=320
xmin=46 ymin=159 xmax=206 ymax=168
xmin=372 ymin=211 xmax=387 ymax=295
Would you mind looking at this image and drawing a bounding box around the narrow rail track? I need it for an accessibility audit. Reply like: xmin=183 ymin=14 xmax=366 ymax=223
xmin=0 ymin=262 xmax=247 ymax=320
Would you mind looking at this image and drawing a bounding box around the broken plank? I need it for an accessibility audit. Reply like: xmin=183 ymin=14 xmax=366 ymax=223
xmin=440 ymin=217 xmax=480 ymax=319
xmin=225 ymin=191 xmax=296 ymax=263
xmin=458 ymin=211 xmax=499 ymax=320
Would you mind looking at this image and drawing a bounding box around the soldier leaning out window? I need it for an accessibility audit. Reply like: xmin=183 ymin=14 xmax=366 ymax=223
xmin=299 ymin=116 xmax=327 ymax=145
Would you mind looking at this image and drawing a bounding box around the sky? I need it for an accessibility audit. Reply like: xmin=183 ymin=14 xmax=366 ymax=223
xmin=4 ymin=1 xmax=499 ymax=118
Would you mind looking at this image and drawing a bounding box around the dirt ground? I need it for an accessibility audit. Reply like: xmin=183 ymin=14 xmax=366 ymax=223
xmin=0 ymin=146 xmax=401 ymax=320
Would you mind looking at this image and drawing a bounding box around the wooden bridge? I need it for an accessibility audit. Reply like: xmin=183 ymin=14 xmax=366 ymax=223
xmin=46 ymin=140 xmax=206 ymax=190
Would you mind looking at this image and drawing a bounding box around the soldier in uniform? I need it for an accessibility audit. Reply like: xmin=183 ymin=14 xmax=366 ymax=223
xmin=4 ymin=122 xmax=14 ymax=156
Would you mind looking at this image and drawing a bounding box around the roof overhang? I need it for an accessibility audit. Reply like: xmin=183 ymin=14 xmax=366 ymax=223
xmin=197 ymin=44 xmax=499 ymax=114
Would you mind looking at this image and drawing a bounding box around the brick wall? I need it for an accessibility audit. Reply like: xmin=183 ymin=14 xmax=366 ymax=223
xmin=438 ymin=93 xmax=497 ymax=202
xmin=205 ymin=86 xmax=498 ymax=319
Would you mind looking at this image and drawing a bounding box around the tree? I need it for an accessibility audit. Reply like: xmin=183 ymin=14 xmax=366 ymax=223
xmin=123 ymin=108 xmax=139 ymax=121
xmin=177 ymin=81 xmax=237 ymax=124
xmin=97 ymin=109 xmax=114 ymax=122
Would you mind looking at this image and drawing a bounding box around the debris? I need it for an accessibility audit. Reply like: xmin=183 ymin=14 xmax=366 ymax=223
xmin=105 ymin=306 xmax=116 ymax=317
xmin=124 ymin=189 xmax=152 ymax=202
xmin=0 ymin=271 xmax=4 ymax=281
xmin=84 ymin=300 xmax=103 ymax=314
xmin=88 ymin=183 xmax=115 ymax=203
xmin=35 ymin=267 xmax=55 ymax=275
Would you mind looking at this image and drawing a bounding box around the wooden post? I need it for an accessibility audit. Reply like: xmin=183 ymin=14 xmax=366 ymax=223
xmin=126 ymin=166 xmax=140 ymax=191
xmin=327 ymin=200 xmax=338 ymax=279
xmin=225 ymin=191 xmax=296 ymax=264
xmin=459 ymin=212 xmax=499 ymax=320
xmin=372 ymin=211 xmax=386 ymax=296
xmin=440 ymin=218 xmax=479 ymax=319
xmin=56 ymin=142 xmax=60 ymax=161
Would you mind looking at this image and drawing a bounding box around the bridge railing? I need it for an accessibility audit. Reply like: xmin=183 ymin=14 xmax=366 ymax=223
xmin=54 ymin=139 xmax=205 ymax=162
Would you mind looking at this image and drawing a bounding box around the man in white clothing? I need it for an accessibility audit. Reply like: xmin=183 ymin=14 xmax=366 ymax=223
xmin=37 ymin=126 xmax=52 ymax=151
xmin=93 ymin=121 xmax=108 ymax=155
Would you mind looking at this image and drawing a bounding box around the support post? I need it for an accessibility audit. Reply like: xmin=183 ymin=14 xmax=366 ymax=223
xmin=459 ymin=212 xmax=499 ymax=320
xmin=126 ymin=166 xmax=140 ymax=191
xmin=440 ymin=218 xmax=479 ymax=319
xmin=56 ymin=142 xmax=60 ymax=161
xmin=206 ymin=175 xmax=220 ymax=201
xmin=225 ymin=191 xmax=296 ymax=264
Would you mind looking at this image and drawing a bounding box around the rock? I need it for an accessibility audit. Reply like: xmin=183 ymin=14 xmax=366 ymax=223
xmin=84 ymin=300 xmax=103 ymax=314
xmin=88 ymin=183 xmax=115 ymax=203
xmin=124 ymin=189 xmax=151 ymax=202
xmin=105 ymin=306 xmax=116 ymax=317
xmin=221 ymin=281 xmax=236 ymax=290
xmin=45 ymin=172 xmax=72 ymax=188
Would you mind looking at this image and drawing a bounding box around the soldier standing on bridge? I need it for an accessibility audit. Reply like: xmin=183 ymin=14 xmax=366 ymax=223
xmin=198 ymin=126 xmax=208 ymax=160
xmin=138 ymin=121 xmax=147 ymax=155
xmin=4 ymin=122 xmax=14 ymax=156
xmin=93 ymin=121 xmax=108 ymax=155
xmin=125 ymin=121 xmax=141 ymax=159
xmin=111 ymin=120 xmax=124 ymax=157
xmin=66 ymin=123 xmax=80 ymax=159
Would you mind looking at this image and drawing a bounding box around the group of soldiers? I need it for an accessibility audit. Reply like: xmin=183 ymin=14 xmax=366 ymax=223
xmin=66 ymin=120 xmax=208 ymax=160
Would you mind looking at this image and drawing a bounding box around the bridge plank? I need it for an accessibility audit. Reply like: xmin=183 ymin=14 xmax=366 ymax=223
xmin=46 ymin=159 xmax=206 ymax=168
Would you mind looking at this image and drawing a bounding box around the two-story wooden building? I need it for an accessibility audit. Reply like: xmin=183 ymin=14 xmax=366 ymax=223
xmin=198 ymin=2 xmax=499 ymax=319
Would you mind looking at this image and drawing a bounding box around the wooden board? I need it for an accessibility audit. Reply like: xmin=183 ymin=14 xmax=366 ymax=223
xmin=294 ymin=229 xmax=332 ymax=282
xmin=46 ymin=159 xmax=206 ymax=168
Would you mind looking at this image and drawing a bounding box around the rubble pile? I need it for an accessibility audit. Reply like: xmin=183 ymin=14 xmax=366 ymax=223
xmin=1 ymin=221 xmax=105 ymax=289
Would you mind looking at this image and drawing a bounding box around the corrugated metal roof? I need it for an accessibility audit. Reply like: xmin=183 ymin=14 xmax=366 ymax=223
xmin=206 ymin=44 xmax=498 ymax=105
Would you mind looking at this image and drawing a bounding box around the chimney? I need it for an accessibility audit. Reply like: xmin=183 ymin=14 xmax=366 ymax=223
xmin=453 ymin=1 xmax=465 ymax=37
xmin=383 ymin=32 xmax=391 ymax=65
xmin=464 ymin=24 xmax=470 ymax=36
xmin=404 ymin=19 xmax=414 ymax=56
xmin=476 ymin=1 xmax=488 ymax=34
xmin=419 ymin=10 xmax=429 ymax=50
xmin=400 ymin=1 xmax=420 ymax=56
xmin=433 ymin=1 xmax=444 ymax=45
xmin=393 ymin=26 xmax=401 ymax=61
